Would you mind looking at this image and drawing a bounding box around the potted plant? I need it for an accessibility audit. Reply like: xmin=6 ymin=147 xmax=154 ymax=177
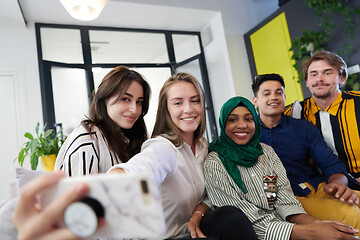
xmin=15 ymin=122 xmax=66 ymax=171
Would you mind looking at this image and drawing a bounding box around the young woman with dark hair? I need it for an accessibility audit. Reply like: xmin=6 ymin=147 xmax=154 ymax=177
xmin=55 ymin=66 xmax=151 ymax=176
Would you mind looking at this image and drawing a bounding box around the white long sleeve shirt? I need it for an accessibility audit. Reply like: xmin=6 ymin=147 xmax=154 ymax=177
xmin=108 ymin=136 xmax=209 ymax=238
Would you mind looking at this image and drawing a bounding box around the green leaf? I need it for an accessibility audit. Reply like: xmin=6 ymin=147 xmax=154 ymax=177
xmin=30 ymin=154 xmax=39 ymax=170
xmin=30 ymin=139 xmax=36 ymax=150
xmin=44 ymin=129 xmax=53 ymax=138
xmin=17 ymin=148 xmax=27 ymax=167
xmin=35 ymin=122 xmax=40 ymax=136
xmin=24 ymin=132 xmax=34 ymax=140
xmin=16 ymin=122 xmax=67 ymax=170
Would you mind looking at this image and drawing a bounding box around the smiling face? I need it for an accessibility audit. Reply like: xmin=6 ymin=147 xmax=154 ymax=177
xmin=105 ymin=81 xmax=144 ymax=129
xmin=166 ymin=81 xmax=202 ymax=141
xmin=306 ymin=60 xmax=345 ymax=99
xmin=253 ymin=80 xmax=285 ymax=118
xmin=225 ymin=106 xmax=255 ymax=145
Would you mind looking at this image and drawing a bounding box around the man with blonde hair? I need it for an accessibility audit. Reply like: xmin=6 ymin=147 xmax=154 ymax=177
xmin=284 ymin=51 xmax=360 ymax=183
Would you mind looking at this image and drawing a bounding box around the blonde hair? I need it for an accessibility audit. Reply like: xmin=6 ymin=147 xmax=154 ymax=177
xmin=151 ymin=73 xmax=206 ymax=147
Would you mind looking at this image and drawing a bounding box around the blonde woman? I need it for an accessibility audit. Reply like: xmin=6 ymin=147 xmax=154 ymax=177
xmin=109 ymin=73 xmax=251 ymax=239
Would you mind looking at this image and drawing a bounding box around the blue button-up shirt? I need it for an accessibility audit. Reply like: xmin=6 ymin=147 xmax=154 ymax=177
xmin=259 ymin=115 xmax=348 ymax=196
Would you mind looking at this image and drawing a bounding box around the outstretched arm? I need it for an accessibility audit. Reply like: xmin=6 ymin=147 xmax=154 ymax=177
xmin=13 ymin=171 xmax=91 ymax=240
xmin=107 ymin=139 xmax=178 ymax=186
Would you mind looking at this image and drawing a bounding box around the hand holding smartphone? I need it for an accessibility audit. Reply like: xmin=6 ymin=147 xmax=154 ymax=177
xmin=40 ymin=173 xmax=166 ymax=239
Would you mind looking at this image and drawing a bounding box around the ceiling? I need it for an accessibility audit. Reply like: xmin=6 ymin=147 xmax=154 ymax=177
xmin=2 ymin=0 xmax=218 ymax=31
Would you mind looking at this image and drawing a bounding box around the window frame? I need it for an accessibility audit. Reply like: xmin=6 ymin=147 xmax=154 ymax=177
xmin=35 ymin=23 xmax=218 ymax=140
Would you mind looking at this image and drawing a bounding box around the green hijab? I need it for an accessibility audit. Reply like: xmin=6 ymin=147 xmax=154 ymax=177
xmin=209 ymin=96 xmax=263 ymax=194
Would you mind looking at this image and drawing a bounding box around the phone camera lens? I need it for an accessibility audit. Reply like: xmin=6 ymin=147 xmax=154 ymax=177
xmin=140 ymin=179 xmax=149 ymax=194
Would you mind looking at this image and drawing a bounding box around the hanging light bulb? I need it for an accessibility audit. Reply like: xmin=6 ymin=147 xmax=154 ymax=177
xmin=59 ymin=0 xmax=108 ymax=21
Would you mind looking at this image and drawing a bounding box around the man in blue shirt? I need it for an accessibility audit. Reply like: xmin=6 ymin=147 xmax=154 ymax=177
xmin=252 ymin=73 xmax=360 ymax=228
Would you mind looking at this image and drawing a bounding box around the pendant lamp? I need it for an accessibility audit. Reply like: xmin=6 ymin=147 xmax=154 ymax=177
xmin=59 ymin=0 xmax=108 ymax=21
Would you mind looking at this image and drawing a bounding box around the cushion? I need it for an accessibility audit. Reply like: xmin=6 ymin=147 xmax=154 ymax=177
xmin=16 ymin=168 xmax=47 ymax=195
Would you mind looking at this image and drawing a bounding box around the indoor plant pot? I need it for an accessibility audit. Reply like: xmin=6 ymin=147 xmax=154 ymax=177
xmin=39 ymin=154 xmax=57 ymax=172
xmin=15 ymin=122 xmax=66 ymax=171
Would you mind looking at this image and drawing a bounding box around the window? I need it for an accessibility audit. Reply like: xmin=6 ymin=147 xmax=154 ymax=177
xmin=35 ymin=23 xmax=217 ymax=141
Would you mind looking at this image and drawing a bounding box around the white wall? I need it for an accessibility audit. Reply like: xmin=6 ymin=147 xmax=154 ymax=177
xmin=216 ymin=0 xmax=279 ymax=100
xmin=203 ymin=13 xmax=236 ymax=125
xmin=0 ymin=24 xmax=43 ymax=199
xmin=0 ymin=25 xmax=43 ymax=128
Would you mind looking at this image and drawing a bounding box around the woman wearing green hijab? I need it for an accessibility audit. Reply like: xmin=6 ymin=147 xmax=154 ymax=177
xmin=204 ymin=97 xmax=359 ymax=240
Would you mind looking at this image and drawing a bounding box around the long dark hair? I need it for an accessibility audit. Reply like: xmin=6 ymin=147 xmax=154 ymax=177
xmin=82 ymin=66 xmax=151 ymax=162
xmin=151 ymin=73 xmax=206 ymax=147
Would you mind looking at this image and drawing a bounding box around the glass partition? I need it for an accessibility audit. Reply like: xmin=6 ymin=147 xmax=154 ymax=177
xmin=41 ymin=28 xmax=83 ymax=63
xmin=51 ymin=66 xmax=88 ymax=135
xmin=89 ymin=30 xmax=169 ymax=64
xmin=173 ymin=34 xmax=201 ymax=62
xmin=36 ymin=24 xmax=217 ymax=139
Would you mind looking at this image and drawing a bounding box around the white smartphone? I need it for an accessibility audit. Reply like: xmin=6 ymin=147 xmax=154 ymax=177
xmin=40 ymin=173 xmax=166 ymax=239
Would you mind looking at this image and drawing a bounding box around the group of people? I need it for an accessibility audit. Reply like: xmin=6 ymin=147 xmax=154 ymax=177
xmin=12 ymin=50 xmax=360 ymax=240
